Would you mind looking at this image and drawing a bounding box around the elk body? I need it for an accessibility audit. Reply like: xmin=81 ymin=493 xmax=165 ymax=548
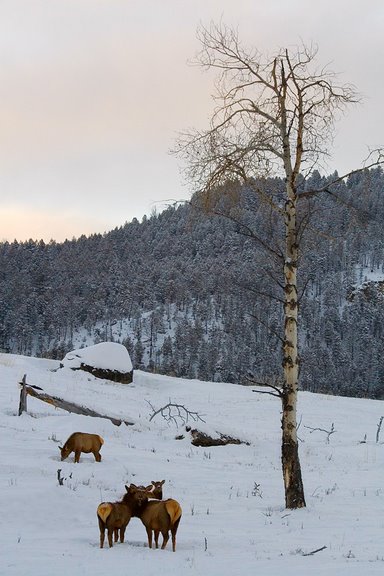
xmin=97 ymin=485 xmax=149 ymax=548
xmin=130 ymin=486 xmax=182 ymax=552
xmin=59 ymin=432 xmax=104 ymax=463
xmin=112 ymin=481 xmax=165 ymax=544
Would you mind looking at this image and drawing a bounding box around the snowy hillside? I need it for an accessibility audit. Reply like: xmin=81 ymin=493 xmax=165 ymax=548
xmin=2 ymin=173 xmax=384 ymax=397
xmin=1 ymin=352 xmax=383 ymax=576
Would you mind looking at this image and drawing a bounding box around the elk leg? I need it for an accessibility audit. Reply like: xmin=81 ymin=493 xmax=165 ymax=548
xmin=74 ymin=450 xmax=81 ymax=463
xmin=108 ymin=528 xmax=114 ymax=548
xmin=98 ymin=517 xmax=105 ymax=548
xmin=161 ymin=531 xmax=169 ymax=550
xmin=99 ymin=528 xmax=105 ymax=549
xmin=146 ymin=527 xmax=153 ymax=549
xmin=94 ymin=451 xmax=102 ymax=462
xmin=171 ymin=518 xmax=180 ymax=552
xmin=171 ymin=530 xmax=176 ymax=552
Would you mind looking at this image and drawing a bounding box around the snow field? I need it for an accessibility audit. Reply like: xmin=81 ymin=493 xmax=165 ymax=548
xmin=1 ymin=352 xmax=383 ymax=575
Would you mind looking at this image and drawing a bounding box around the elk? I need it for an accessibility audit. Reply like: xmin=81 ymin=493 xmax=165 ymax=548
xmin=130 ymin=485 xmax=182 ymax=552
xmin=97 ymin=484 xmax=150 ymax=548
xmin=113 ymin=480 xmax=165 ymax=544
xmin=59 ymin=432 xmax=104 ymax=463
xmin=144 ymin=480 xmax=165 ymax=500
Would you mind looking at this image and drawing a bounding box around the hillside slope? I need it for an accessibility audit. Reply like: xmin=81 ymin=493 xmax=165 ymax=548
xmin=1 ymin=352 xmax=383 ymax=575
xmin=1 ymin=169 xmax=384 ymax=397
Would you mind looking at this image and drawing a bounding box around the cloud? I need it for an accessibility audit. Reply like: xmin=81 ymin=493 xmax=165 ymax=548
xmin=0 ymin=0 xmax=383 ymax=241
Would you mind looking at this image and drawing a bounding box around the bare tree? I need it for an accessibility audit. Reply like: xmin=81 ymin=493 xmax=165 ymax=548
xmin=173 ymin=22 xmax=383 ymax=509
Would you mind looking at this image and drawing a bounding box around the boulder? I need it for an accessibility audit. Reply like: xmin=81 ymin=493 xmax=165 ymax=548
xmin=61 ymin=342 xmax=133 ymax=384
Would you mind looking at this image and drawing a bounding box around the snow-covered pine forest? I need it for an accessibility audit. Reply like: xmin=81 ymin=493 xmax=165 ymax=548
xmin=1 ymin=169 xmax=384 ymax=398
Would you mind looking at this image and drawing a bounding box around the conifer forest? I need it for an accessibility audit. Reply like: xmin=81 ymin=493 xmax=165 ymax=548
xmin=1 ymin=169 xmax=384 ymax=399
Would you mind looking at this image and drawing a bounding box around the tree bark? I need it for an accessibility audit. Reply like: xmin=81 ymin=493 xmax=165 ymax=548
xmin=18 ymin=374 xmax=28 ymax=415
xmin=281 ymin=185 xmax=306 ymax=508
xmin=281 ymin=390 xmax=306 ymax=508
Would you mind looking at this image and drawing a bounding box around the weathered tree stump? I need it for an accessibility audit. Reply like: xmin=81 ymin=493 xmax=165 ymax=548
xmin=18 ymin=374 xmax=28 ymax=415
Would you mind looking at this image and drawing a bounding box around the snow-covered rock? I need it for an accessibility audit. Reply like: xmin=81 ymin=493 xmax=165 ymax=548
xmin=61 ymin=342 xmax=133 ymax=383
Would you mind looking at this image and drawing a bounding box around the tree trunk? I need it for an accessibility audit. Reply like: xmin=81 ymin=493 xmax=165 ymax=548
xmin=281 ymin=390 xmax=306 ymax=508
xmin=281 ymin=188 xmax=306 ymax=509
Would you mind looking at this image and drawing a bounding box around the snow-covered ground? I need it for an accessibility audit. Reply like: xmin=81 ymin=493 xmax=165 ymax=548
xmin=1 ymin=351 xmax=383 ymax=575
xmin=358 ymin=265 xmax=384 ymax=284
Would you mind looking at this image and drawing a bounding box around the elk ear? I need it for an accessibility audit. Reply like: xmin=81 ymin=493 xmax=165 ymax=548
xmin=58 ymin=446 xmax=63 ymax=450
xmin=145 ymin=484 xmax=152 ymax=491
xmin=160 ymin=480 xmax=165 ymax=485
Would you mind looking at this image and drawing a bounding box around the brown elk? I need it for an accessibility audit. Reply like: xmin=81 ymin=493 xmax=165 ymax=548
xmin=59 ymin=432 xmax=104 ymax=463
xmin=113 ymin=480 xmax=165 ymax=544
xmin=97 ymin=484 xmax=150 ymax=548
xmin=130 ymin=485 xmax=182 ymax=552
xmin=144 ymin=480 xmax=165 ymax=500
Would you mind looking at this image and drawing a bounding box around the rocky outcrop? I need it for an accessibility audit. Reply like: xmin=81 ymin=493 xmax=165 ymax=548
xmin=61 ymin=342 xmax=133 ymax=384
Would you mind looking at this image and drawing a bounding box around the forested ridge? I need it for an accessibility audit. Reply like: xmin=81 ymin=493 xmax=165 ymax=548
xmin=1 ymin=169 xmax=384 ymax=398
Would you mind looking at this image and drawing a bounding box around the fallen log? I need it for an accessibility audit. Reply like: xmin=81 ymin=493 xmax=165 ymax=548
xmin=18 ymin=375 xmax=134 ymax=427
xmin=187 ymin=427 xmax=250 ymax=447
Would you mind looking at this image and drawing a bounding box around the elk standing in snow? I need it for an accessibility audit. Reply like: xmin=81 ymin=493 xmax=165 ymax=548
xmin=59 ymin=432 xmax=104 ymax=463
xmin=130 ymin=485 xmax=182 ymax=552
xmin=97 ymin=484 xmax=150 ymax=548
xmin=144 ymin=479 xmax=165 ymax=500
xmin=113 ymin=480 xmax=165 ymax=544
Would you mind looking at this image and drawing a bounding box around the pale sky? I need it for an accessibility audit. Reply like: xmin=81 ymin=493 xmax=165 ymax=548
xmin=0 ymin=0 xmax=383 ymax=242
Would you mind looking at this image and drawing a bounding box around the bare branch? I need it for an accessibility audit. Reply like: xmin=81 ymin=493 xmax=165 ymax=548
xmin=190 ymin=195 xmax=284 ymax=262
xmin=252 ymin=387 xmax=282 ymax=398
xmin=297 ymin=276 xmax=311 ymax=303
xmin=299 ymin=158 xmax=384 ymax=201
xmin=238 ymin=283 xmax=285 ymax=305
xmin=302 ymin=545 xmax=327 ymax=556
xmin=246 ymin=311 xmax=284 ymax=344
xmin=147 ymin=400 xmax=206 ymax=427
xmin=247 ymin=375 xmax=283 ymax=398
xmin=304 ymin=423 xmax=336 ymax=444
